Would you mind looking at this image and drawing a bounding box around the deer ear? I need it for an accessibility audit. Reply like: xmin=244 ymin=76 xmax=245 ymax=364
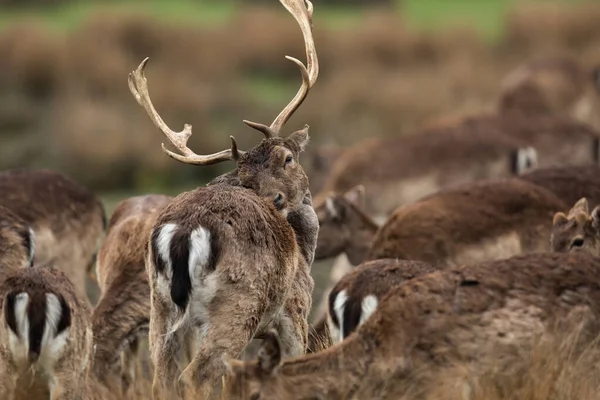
xmin=591 ymin=206 xmax=600 ymax=231
xmin=258 ymin=329 xmax=282 ymax=375
xmin=553 ymin=211 xmax=568 ymax=227
xmin=570 ymin=197 xmax=589 ymax=216
xmin=285 ymin=125 xmax=310 ymax=153
xmin=513 ymin=146 xmax=538 ymax=174
xmin=343 ymin=185 xmax=366 ymax=209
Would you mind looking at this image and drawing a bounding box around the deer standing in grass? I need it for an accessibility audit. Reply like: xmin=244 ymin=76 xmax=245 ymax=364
xmin=223 ymin=251 xmax=600 ymax=400
xmin=0 ymin=169 xmax=106 ymax=302
xmin=0 ymin=266 xmax=93 ymax=400
xmin=90 ymin=194 xmax=173 ymax=398
xmin=551 ymin=197 xmax=600 ymax=256
xmin=128 ymin=0 xmax=320 ymax=398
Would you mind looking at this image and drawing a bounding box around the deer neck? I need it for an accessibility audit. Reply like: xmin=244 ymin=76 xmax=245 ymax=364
xmin=277 ymin=335 xmax=373 ymax=398
xmin=346 ymin=209 xmax=379 ymax=265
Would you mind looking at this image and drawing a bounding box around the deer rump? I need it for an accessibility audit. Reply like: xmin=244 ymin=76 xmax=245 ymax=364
xmin=149 ymin=184 xmax=298 ymax=331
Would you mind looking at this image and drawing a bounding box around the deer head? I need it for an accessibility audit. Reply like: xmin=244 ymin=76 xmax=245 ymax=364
xmin=551 ymin=197 xmax=600 ymax=256
xmin=313 ymin=185 xmax=378 ymax=264
xmin=128 ymin=0 xmax=318 ymax=213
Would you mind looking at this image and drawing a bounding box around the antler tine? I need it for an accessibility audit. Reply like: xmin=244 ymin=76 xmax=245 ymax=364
xmin=244 ymin=0 xmax=319 ymax=139
xmin=128 ymin=57 xmax=238 ymax=166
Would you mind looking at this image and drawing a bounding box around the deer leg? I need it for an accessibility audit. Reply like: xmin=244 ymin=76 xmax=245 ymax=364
xmin=120 ymin=338 xmax=139 ymax=398
xmin=0 ymin=361 xmax=17 ymax=400
xmin=148 ymin=296 xmax=182 ymax=400
xmin=177 ymin=295 xmax=264 ymax=400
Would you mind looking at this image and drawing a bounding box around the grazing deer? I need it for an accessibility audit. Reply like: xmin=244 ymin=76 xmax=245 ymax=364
xmin=519 ymin=164 xmax=600 ymax=208
xmin=91 ymin=194 xmax=172 ymax=398
xmin=327 ymin=258 xmax=436 ymax=344
xmin=314 ymin=185 xmax=378 ymax=265
xmin=0 ymin=265 xmax=93 ymax=400
xmin=0 ymin=169 xmax=106 ymax=302
xmin=499 ymin=56 xmax=600 ymax=130
xmin=0 ymin=205 xmax=34 ymax=279
xmin=127 ymin=0 xmax=319 ymax=397
xmin=368 ymin=177 xmax=567 ymax=264
xmin=316 ymin=126 xmax=537 ymax=220
xmin=551 ymin=197 xmax=600 ymax=256
xmin=223 ymin=251 xmax=600 ymax=400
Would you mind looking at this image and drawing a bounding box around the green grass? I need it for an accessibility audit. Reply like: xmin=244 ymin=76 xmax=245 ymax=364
xmin=0 ymin=0 xmax=582 ymax=38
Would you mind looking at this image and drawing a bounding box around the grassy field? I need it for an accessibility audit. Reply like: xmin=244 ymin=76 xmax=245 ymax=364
xmin=0 ymin=0 xmax=587 ymax=40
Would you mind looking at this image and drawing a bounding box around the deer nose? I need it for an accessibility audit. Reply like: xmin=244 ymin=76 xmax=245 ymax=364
xmin=273 ymin=193 xmax=285 ymax=210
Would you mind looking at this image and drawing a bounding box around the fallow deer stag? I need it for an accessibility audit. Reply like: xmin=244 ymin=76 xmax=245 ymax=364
xmin=368 ymin=177 xmax=567 ymax=264
xmin=128 ymin=0 xmax=319 ymax=398
xmin=551 ymin=197 xmax=600 ymax=256
xmin=224 ymin=251 xmax=600 ymax=400
xmin=0 ymin=169 xmax=106 ymax=302
xmin=0 ymin=205 xmax=34 ymax=280
xmin=0 ymin=266 xmax=93 ymax=400
xmin=91 ymin=194 xmax=173 ymax=398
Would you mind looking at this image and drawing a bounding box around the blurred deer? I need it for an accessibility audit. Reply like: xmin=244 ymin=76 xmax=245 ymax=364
xmin=224 ymin=252 xmax=600 ymax=399
xmin=0 ymin=205 xmax=34 ymax=280
xmin=90 ymin=194 xmax=172 ymax=398
xmin=0 ymin=169 xmax=106 ymax=302
xmin=128 ymin=0 xmax=320 ymax=398
xmin=551 ymin=197 xmax=600 ymax=256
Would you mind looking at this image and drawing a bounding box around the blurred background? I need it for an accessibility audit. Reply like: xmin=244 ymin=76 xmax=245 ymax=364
xmin=0 ymin=0 xmax=599 ymax=212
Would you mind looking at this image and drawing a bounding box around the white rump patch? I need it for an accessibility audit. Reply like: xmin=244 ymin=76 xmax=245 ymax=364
xmin=359 ymin=295 xmax=379 ymax=326
xmin=188 ymin=227 xmax=212 ymax=286
xmin=27 ymin=228 xmax=36 ymax=266
xmin=40 ymin=293 xmax=68 ymax=364
xmin=8 ymin=293 xmax=30 ymax=361
xmin=155 ymin=223 xmax=179 ymax=296
xmin=332 ymin=289 xmax=347 ymax=343
xmin=325 ymin=197 xmax=338 ymax=219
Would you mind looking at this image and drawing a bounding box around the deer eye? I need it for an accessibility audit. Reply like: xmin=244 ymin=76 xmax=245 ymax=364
xmin=284 ymin=154 xmax=293 ymax=166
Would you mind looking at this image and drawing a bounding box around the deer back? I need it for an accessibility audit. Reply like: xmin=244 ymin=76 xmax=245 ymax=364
xmin=224 ymin=252 xmax=600 ymax=400
xmin=519 ymin=164 xmax=600 ymax=207
xmin=0 ymin=205 xmax=34 ymax=279
xmin=368 ymin=177 xmax=568 ymax=265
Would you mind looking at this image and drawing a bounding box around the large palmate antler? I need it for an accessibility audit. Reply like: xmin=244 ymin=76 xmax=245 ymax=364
xmin=128 ymin=58 xmax=245 ymax=166
xmin=243 ymin=0 xmax=319 ymax=139
xmin=127 ymin=0 xmax=318 ymax=165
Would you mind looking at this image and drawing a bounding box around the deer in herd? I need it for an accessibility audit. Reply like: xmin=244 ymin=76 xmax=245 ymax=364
xmin=518 ymin=164 xmax=600 ymax=208
xmin=0 ymin=205 xmax=34 ymax=280
xmin=223 ymin=251 xmax=600 ymax=400
xmin=0 ymin=169 xmax=106 ymax=302
xmin=0 ymin=265 xmax=93 ymax=400
xmin=326 ymin=258 xmax=436 ymax=345
xmin=499 ymin=56 xmax=600 ymax=129
xmin=127 ymin=0 xmax=319 ymax=397
xmin=315 ymin=126 xmax=538 ymax=221
xmin=368 ymin=177 xmax=567 ymax=263
xmin=90 ymin=194 xmax=173 ymax=398
xmin=551 ymin=197 xmax=600 ymax=257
